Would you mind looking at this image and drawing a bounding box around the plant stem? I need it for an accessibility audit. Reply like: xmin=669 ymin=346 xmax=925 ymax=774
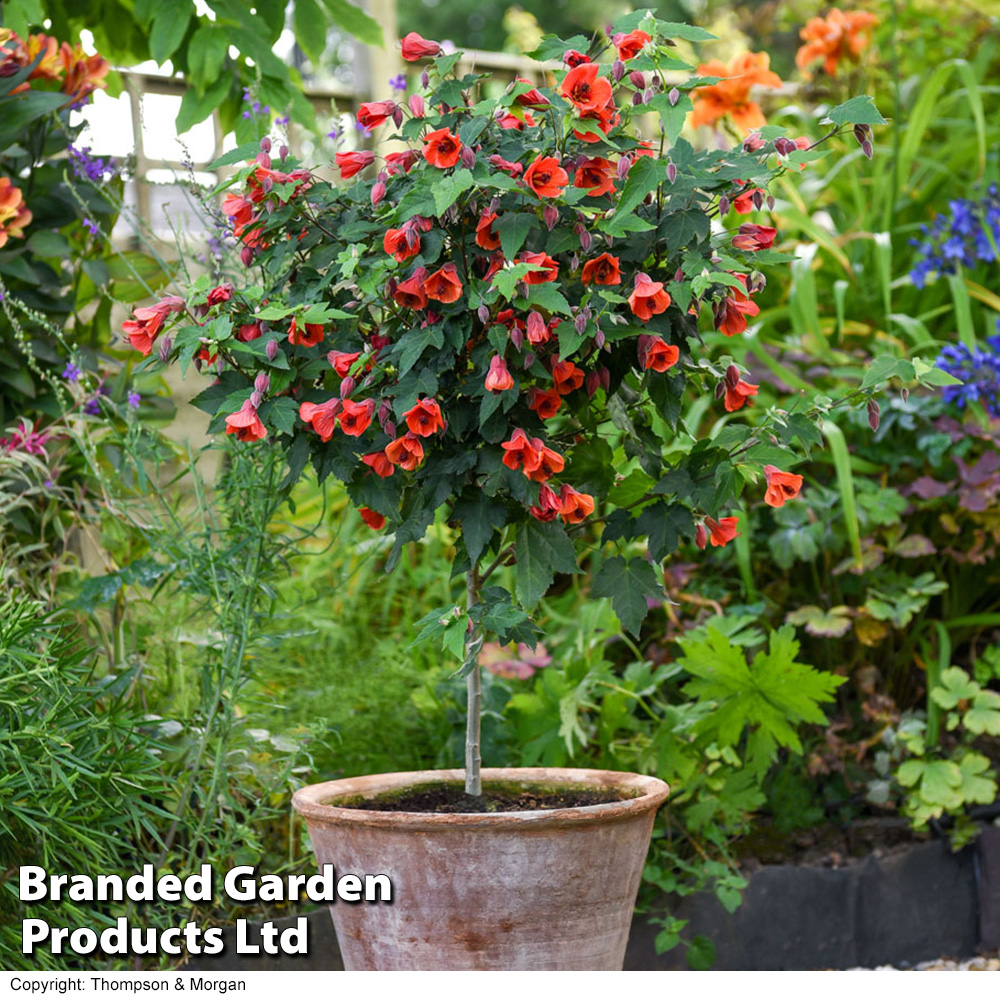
xmin=465 ymin=564 xmax=482 ymax=798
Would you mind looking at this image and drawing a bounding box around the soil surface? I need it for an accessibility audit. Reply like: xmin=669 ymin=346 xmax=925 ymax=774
xmin=336 ymin=782 xmax=630 ymax=813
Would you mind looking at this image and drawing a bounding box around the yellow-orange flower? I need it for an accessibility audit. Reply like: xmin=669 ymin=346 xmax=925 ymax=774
xmin=59 ymin=42 xmax=109 ymax=105
xmin=796 ymin=9 xmax=878 ymax=78
xmin=0 ymin=177 xmax=32 ymax=249
xmin=690 ymin=52 xmax=782 ymax=133
xmin=26 ymin=33 xmax=63 ymax=81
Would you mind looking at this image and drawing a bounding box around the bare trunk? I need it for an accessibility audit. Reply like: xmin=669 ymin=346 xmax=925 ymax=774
xmin=464 ymin=566 xmax=482 ymax=797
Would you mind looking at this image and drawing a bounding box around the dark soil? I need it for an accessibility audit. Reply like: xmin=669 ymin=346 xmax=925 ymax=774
xmin=735 ymin=816 xmax=926 ymax=872
xmin=335 ymin=781 xmax=632 ymax=813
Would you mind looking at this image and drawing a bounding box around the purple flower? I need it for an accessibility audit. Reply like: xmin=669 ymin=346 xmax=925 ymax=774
xmin=83 ymin=397 xmax=101 ymax=416
xmin=68 ymin=145 xmax=118 ymax=183
xmin=936 ymin=329 xmax=1000 ymax=418
xmin=83 ymin=217 xmax=99 ymax=236
xmin=388 ymin=74 xmax=407 ymax=92
xmin=62 ymin=362 xmax=81 ymax=382
xmin=128 ymin=391 xmax=141 ymax=409
xmin=276 ymin=114 xmax=290 ymax=125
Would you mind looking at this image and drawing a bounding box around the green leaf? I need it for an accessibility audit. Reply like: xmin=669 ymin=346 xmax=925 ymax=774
xmin=452 ymin=496 xmax=508 ymax=566
xmin=0 ymin=0 xmax=44 ymax=39
xmin=206 ymin=142 xmax=262 ymax=171
xmin=521 ymin=283 xmax=572 ymax=316
xmin=431 ymin=168 xmax=474 ymax=216
xmin=614 ymin=155 xmax=664 ymax=219
xmin=177 ymin=71 xmax=232 ymax=133
xmin=515 ymin=520 xmax=579 ymax=610
xmin=785 ymin=605 xmax=853 ymax=638
xmin=591 ymin=556 xmax=658 ymax=636
xmin=823 ymin=95 xmax=887 ymax=127
xmin=396 ymin=324 xmax=445 ymax=378
xmin=527 ymin=34 xmax=590 ymax=62
xmin=495 ymin=213 xmax=537 ymax=260
xmin=636 ymin=503 xmax=693 ymax=561
xmin=150 ymin=1 xmax=193 ymax=64
xmin=293 ymin=0 xmax=329 ymax=63
xmin=686 ymin=935 xmax=716 ymax=971
xmin=319 ymin=0 xmax=384 ymax=47
xmin=860 ymin=354 xmax=916 ymax=389
xmin=0 ymin=91 xmax=66 ymax=143
xmin=187 ymin=26 xmax=229 ymax=95
xmin=648 ymin=92 xmax=693 ymax=144
xmin=608 ymin=469 xmax=655 ymax=507
xmin=659 ymin=209 xmax=710 ymax=249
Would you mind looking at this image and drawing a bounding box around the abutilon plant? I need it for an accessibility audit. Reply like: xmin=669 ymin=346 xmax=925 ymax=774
xmin=125 ymin=13 xmax=890 ymax=798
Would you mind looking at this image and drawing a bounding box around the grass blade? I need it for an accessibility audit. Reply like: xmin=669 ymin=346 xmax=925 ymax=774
xmin=821 ymin=418 xmax=862 ymax=570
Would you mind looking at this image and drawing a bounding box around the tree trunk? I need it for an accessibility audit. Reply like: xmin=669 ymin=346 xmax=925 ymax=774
xmin=464 ymin=566 xmax=482 ymax=798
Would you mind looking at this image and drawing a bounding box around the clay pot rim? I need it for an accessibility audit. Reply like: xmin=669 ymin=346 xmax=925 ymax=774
xmin=292 ymin=766 xmax=670 ymax=830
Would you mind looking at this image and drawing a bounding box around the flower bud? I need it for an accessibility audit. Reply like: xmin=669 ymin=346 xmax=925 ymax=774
xmin=629 ymin=71 xmax=645 ymax=89
xmin=392 ymin=106 xmax=404 ymax=128
xmin=594 ymin=329 xmax=606 ymax=349
xmin=241 ymin=246 xmax=255 ymax=267
xmin=743 ymin=131 xmax=765 ymax=152
xmin=901 ymin=387 xmax=909 ymax=404
xmin=585 ymin=371 xmax=600 ymax=398
xmin=340 ymin=376 xmax=356 ymax=397
xmin=250 ymin=390 xmax=263 ymax=409
xmin=256 ymin=152 xmax=272 ymax=170
xmin=725 ymin=364 xmax=740 ymax=389
xmin=420 ymin=70 xmax=430 ymax=88
xmin=668 ymin=87 xmax=680 ymax=106
xmin=260 ymin=136 xmax=272 ymax=153
xmin=616 ymin=157 xmax=631 ymax=181
xmin=862 ymin=139 xmax=874 ymax=160
xmin=695 ymin=522 xmax=707 ymax=550
xmin=510 ymin=324 xmax=524 ymax=351
xmin=667 ymin=162 xmax=677 ymax=184
xmin=718 ymin=194 xmax=730 ymax=215
xmin=409 ymin=93 xmax=425 ymax=117
xmin=774 ymin=137 xmax=797 ymax=156
xmin=867 ymin=398 xmax=880 ymax=432
xmin=384 ymin=420 xmax=396 ymax=438
xmin=266 ymin=338 xmax=279 ymax=361
xmin=612 ymin=59 xmax=625 ymax=83
xmin=570 ymin=254 xmax=580 ymax=271
xmin=158 ymin=336 xmax=172 ymax=363
xmin=279 ymin=144 xmax=289 ymax=160
xmin=714 ymin=381 xmax=725 ymax=400
xmin=643 ymin=88 xmax=654 ymax=104
xmin=752 ymin=189 xmax=765 ymax=210
xmin=478 ymin=304 xmax=490 ymax=324
xmin=632 ymin=91 xmax=645 ymax=107
xmin=543 ymin=204 xmax=559 ymax=231
xmin=371 ymin=181 xmax=386 ymax=205
xmin=674 ymin=268 xmax=684 ymax=282
xmin=574 ymin=311 xmax=587 ymax=335
xmin=523 ymin=351 xmax=535 ymax=369
xmin=767 ymin=195 xmax=775 ymax=211
xmin=853 ymin=123 xmax=870 ymax=144
xmin=261 ymin=176 xmax=274 ymax=195
xmin=461 ymin=145 xmax=476 ymax=169
xmin=598 ymin=366 xmax=610 ymax=391
xmin=254 ymin=372 xmax=270 ymax=394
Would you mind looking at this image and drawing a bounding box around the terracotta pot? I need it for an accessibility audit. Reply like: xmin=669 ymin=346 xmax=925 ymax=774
xmin=292 ymin=766 xmax=669 ymax=970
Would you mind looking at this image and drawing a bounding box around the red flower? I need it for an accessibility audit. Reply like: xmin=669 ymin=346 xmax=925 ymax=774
xmin=573 ymin=156 xmax=616 ymax=197
xmin=639 ymin=335 xmax=679 ymax=372
xmin=423 ymin=127 xmax=461 ymax=169
xmin=526 ymin=444 xmax=565 ymax=483
xmin=222 ymin=192 xmax=254 ymax=230
xmin=393 ymin=268 xmax=429 ymax=309
xmin=715 ymin=274 xmax=760 ymax=336
xmin=514 ymin=78 xmax=550 ymax=109
xmin=628 ymin=272 xmax=672 ymax=321
xmin=356 ymin=101 xmax=396 ymax=130
xmin=732 ymin=186 xmax=765 ymax=214
xmin=563 ymin=50 xmax=592 ymax=68
xmin=206 ymin=283 xmax=233 ymax=307
xmin=475 ymin=212 xmax=501 ymax=251
xmin=237 ymin=322 xmax=263 ymax=342
xmin=404 ymin=398 xmax=445 ymax=436
xmin=497 ymin=110 xmax=537 ymax=131
xmin=724 ymin=377 xmax=759 ymax=412
xmin=530 ymin=484 xmax=562 ymax=522
xmin=288 ymin=318 xmax=324 ymax=347
xmin=526 ymin=311 xmax=551 ymax=345
xmin=384 ymin=225 xmax=421 ymax=262
xmin=581 ymin=253 xmax=621 ymax=286
xmin=385 ymin=150 xmax=419 ymax=176
xmin=501 ymin=428 xmax=543 ymax=474
xmin=385 ymin=432 xmax=425 ymax=470
xmin=763 ymin=465 xmax=803 ymax=508
xmin=557 ymin=484 xmax=595 ymax=524
xmin=488 ymin=155 xmax=523 ymax=177
xmin=400 ymin=32 xmax=442 ymax=61
xmin=705 ymin=515 xmax=740 ymax=548
xmin=335 ymin=150 xmax=375 ymax=179
xmin=359 ymin=507 xmax=386 ymax=530
xmin=528 ymin=388 xmax=562 ymax=419
xmin=362 ymin=451 xmax=395 ymax=478
xmin=572 ymin=104 xmax=619 ymax=143
xmin=616 ymin=30 xmax=651 ymax=61
xmin=327 ymin=350 xmax=361 ymax=377
xmin=337 ymin=398 xmax=374 ymax=436
xmin=122 ymin=296 xmax=185 ymax=355
xmin=423 ymin=263 xmax=464 ymax=303
xmin=485 ymin=355 xmax=514 ymax=393
xmin=551 ymin=359 xmax=584 ymax=395
xmin=225 ymin=399 xmax=267 ymax=442
xmin=560 ymin=63 xmax=612 ymax=112
xmin=524 ymin=156 xmax=569 ymax=199
xmin=732 ymin=223 xmax=777 ymax=251
xmin=518 ymin=251 xmax=558 ymax=284
xmin=299 ymin=398 xmax=341 ymax=442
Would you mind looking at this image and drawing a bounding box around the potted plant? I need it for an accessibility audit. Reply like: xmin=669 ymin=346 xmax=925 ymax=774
xmin=127 ymin=12 xmax=894 ymax=970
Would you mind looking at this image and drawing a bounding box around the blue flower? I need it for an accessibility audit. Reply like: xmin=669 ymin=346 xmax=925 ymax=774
xmin=910 ymin=187 xmax=1000 ymax=286
xmin=935 ymin=335 xmax=1000 ymax=418
xmin=62 ymin=362 xmax=81 ymax=382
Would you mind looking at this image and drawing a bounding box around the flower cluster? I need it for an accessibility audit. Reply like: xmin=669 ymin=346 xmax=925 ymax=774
xmin=909 ymin=186 xmax=1000 ymax=288
xmin=0 ymin=176 xmax=31 ymax=249
xmin=796 ymin=8 xmax=878 ymax=78
xmin=936 ymin=329 xmax=1000 ymax=419
xmin=0 ymin=28 xmax=109 ymax=106
xmin=691 ymin=52 xmax=782 ymax=133
xmin=126 ymin=16 xmax=878 ymax=634
xmin=67 ymin=144 xmax=119 ymax=183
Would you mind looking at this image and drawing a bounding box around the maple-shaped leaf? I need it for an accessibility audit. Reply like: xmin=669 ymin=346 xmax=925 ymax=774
xmin=964 ymin=689 xmax=1000 ymax=736
xmin=931 ymin=667 xmax=980 ymax=709
xmin=785 ymin=604 xmax=853 ymax=638
xmin=678 ymin=625 xmax=845 ymax=766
